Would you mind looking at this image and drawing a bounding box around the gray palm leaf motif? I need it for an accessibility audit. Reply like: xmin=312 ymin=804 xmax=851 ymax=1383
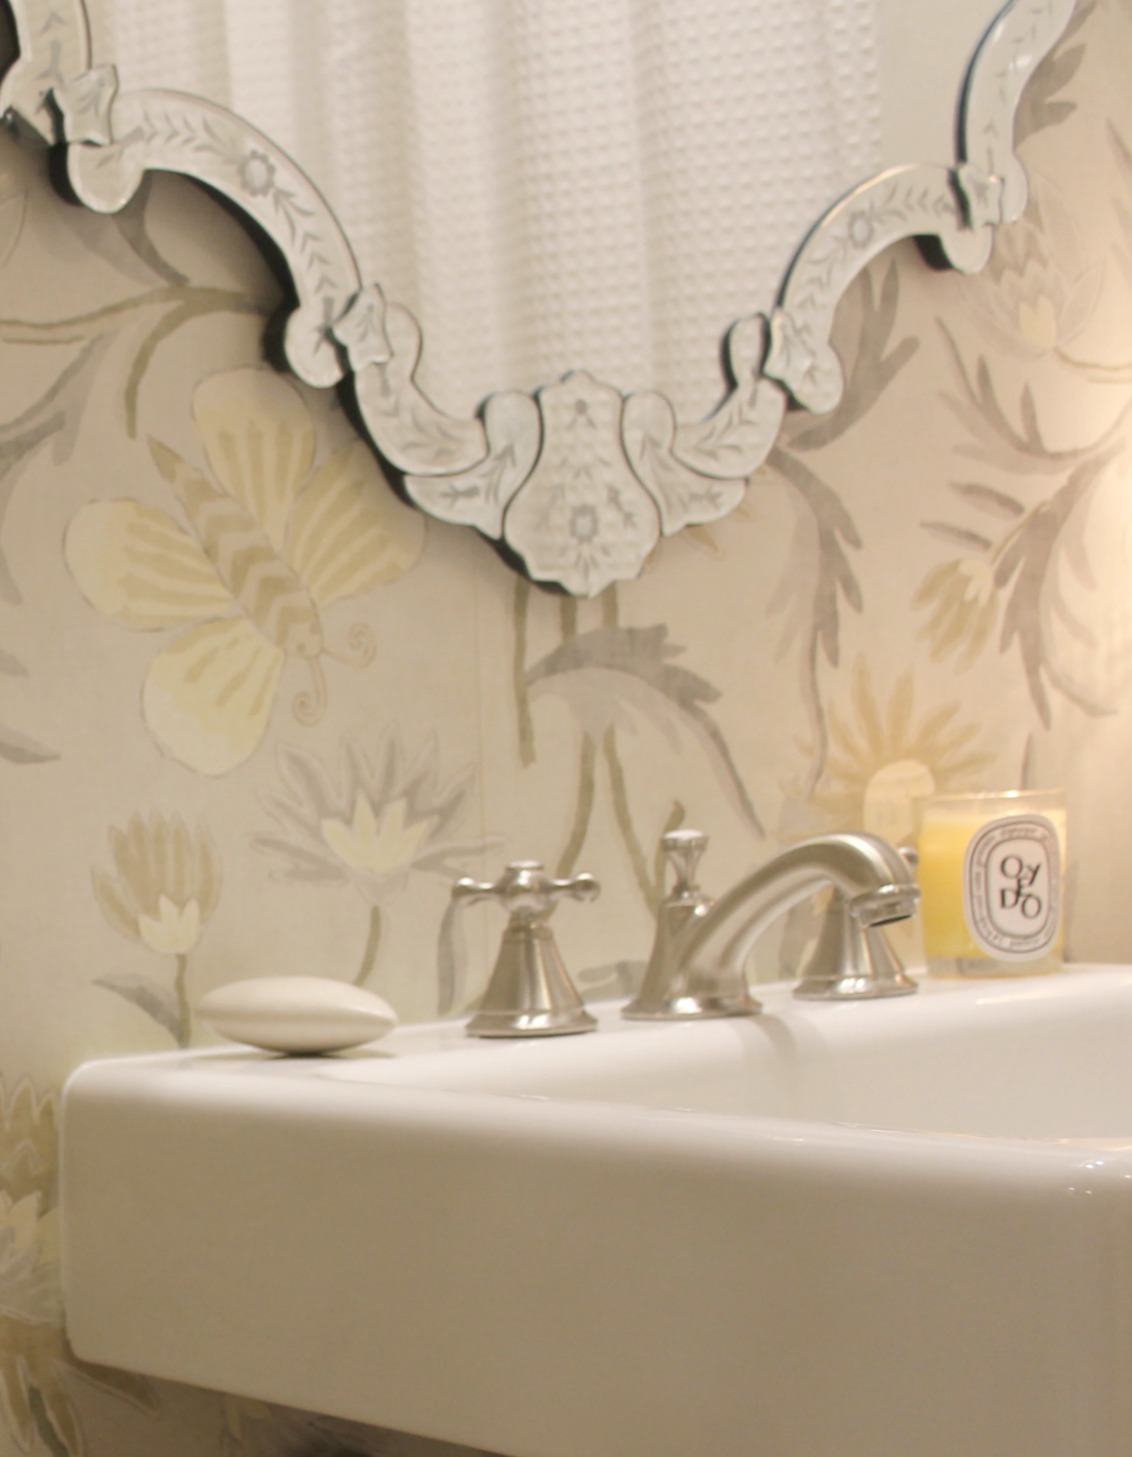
xmin=526 ymin=624 xmax=762 ymax=833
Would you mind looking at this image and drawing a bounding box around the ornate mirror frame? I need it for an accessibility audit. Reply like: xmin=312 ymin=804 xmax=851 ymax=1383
xmin=0 ymin=0 xmax=1076 ymax=596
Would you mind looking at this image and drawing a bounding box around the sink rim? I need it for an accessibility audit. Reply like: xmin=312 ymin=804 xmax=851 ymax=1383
xmin=68 ymin=961 xmax=1132 ymax=1156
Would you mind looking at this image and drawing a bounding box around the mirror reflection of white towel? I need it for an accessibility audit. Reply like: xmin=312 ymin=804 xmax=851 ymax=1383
xmin=88 ymin=0 xmax=885 ymax=418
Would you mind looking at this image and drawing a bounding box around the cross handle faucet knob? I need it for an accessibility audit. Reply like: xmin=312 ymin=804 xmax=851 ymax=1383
xmin=452 ymin=860 xmax=600 ymax=923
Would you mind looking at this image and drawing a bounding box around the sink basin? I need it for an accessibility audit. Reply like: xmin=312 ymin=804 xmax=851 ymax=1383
xmin=61 ymin=964 xmax=1132 ymax=1457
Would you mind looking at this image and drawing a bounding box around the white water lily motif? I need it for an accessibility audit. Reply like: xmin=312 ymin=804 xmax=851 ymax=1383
xmin=255 ymin=734 xmax=496 ymax=1010
xmin=257 ymin=740 xmax=486 ymax=897
xmin=65 ymin=367 xmax=425 ymax=775
xmin=255 ymin=733 xmax=490 ymax=905
xmin=319 ymin=796 xmax=438 ymax=881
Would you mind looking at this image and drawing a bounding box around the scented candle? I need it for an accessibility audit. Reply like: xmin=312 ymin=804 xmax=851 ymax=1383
xmin=916 ymin=789 xmax=1067 ymax=976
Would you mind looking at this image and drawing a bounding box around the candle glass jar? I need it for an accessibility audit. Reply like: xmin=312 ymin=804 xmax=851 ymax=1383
xmin=915 ymin=789 xmax=1067 ymax=977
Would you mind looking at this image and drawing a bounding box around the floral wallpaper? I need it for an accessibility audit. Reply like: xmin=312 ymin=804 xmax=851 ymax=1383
xmin=1 ymin=1 xmax=1132 ymax=1453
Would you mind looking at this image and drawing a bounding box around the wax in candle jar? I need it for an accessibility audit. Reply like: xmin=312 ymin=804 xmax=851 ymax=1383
xmin=916 ymin=792 xmax=1066 ymax=975
xmin=918 ymin=814 xmax=989 ymax=961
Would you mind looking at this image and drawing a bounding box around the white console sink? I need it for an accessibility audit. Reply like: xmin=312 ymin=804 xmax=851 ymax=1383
xmin=62 ymin=965 xmax=1132 ymax=1457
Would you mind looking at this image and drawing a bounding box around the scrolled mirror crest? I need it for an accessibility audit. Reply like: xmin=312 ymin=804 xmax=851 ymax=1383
xmin=0 ymin=0 xmax=1076 ymax=596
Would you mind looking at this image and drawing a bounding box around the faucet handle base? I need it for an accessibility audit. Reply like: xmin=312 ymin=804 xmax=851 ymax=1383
xmin=622 ymin=988 xmax=763 ymax=1021
xmin=456 ymin=864 xmax=600 ymax=1037
xmin=466 ymin=920 xmax=598 ymax=1037
xmin=793 ymin=894 xmax=918 ymax=1001
xmin=468 ymin=1008 xmax=598 ymax=1037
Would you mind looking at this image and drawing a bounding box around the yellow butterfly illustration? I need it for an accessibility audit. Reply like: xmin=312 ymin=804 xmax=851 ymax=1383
xmin=65 ymin=367 xmax=425 ymax=775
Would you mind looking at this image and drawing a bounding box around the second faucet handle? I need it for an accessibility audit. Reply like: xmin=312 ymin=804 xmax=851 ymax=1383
xmin=625 ymin=828 xmax=762 ymax=1020
xmin=660 ymin=829 xmax=709 ymax=906
xmin=453 ymin=861 xmax=599 ymax=922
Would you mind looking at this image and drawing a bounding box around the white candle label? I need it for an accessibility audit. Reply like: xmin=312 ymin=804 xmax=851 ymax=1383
xmin=962 ymin=814 xmax=1061 ymax=961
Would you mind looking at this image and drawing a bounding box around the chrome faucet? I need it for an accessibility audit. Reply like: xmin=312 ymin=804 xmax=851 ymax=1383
xmin=453 ymin=861 xmax=600 ymax=1037
xmin=623 ymin=830 xmax=919 ymax=1019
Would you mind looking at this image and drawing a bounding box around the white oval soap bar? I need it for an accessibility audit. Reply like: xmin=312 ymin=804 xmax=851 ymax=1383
xmin=197 ymin=977 xmax=398 ymax=1054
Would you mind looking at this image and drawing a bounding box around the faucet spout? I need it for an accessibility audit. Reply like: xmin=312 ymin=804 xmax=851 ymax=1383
xmin=624 ymin=832 xmax=919 ymax=1020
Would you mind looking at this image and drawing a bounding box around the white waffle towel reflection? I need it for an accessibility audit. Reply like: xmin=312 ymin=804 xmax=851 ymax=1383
xmin=87 ymin=0 xmax=883 ymax=420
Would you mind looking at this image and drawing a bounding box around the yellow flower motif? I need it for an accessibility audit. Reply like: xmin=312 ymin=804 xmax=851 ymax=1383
xmin=320 ymin=796 xmax=435 ymax=879
xmin=0 ymin=1080 xmax=152 ymax=1455
xmin=0 ymin=1079 xmax=56 ymax=1207
xmin=0 ymin=1193 xmax=55 ymax=1283
xmin=801 ymin=662 xmax=996 ymax=969
xmin=913 ymin=557 xmax=998 ymax=669
xmin=93 ymin=812 xmax=221 ymax=957
xmin=810 ymin=659 xmax=994 ymax=846
xmin=0 ymin=1193 xmax=63 ymax=1432
xmin=1017 ymin=295 xmax=1059 ymax=353
xmin=136 ymin=894 xmax=202 ymax=956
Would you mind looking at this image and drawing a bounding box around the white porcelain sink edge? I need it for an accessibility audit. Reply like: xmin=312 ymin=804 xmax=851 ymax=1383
xmin=124 ymin=961 xmax=1132 ymax=1141
xmin=60 ymin=963 xmax=1132 ymax=1457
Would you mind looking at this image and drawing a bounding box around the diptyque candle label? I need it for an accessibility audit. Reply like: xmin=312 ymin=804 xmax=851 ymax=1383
xmin=962 ymin=814 xmax=1062 ymax=961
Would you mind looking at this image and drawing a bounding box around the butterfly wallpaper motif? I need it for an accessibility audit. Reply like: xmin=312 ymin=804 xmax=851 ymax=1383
xmin=64 ymin=368 xmax=426 ymax=775
xmin=3 ymin=2 xmax=1132 ymax=1455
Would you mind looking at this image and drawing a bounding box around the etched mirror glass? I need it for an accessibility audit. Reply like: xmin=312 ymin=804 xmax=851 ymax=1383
xmin=3 ymin=0 xmax=1076 ymax=592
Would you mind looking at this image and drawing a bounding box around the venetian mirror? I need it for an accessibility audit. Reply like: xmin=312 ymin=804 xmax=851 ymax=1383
xmin=0 ymin=0 xmax=1076 ymax=594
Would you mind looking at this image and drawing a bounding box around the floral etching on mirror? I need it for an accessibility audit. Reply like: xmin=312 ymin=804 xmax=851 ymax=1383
xmin=64 ymin=367 xmax=425 ymax=775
